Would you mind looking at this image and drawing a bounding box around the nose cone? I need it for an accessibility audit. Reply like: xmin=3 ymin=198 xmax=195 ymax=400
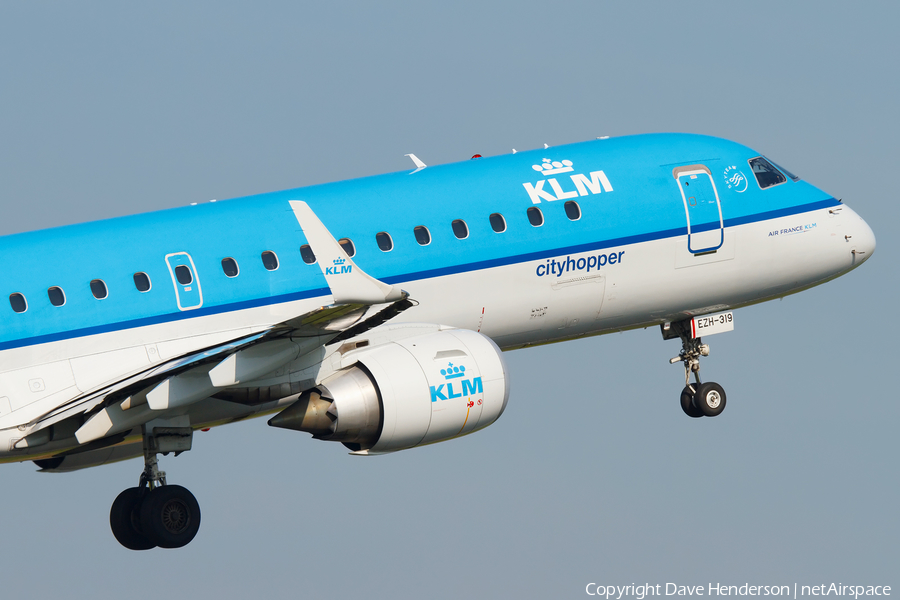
xmin=851 ymin=210 xmax=877 ymax=265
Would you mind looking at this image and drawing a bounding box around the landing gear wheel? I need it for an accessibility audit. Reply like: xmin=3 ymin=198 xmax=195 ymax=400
xmin=680 ymin=385 xmax=704 ymax=418
xmin=139 ymin=485 xmax=201 ymax=549
xmin=693 ymin=382 xmax=726 ymax=417
xmin=110 ymin=487 xmax=156 ymax=550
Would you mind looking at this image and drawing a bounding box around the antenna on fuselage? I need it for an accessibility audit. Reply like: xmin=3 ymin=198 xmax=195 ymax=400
xmin=405 ymin=153 xmax=426 ymax=174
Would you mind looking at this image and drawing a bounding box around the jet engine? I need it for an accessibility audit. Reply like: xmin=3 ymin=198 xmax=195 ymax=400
xmin=268 ymin=328 xmax=509 ymax=453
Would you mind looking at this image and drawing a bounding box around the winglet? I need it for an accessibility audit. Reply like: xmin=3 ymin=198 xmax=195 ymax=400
xmin=290 ymin=201 xmax=406 ymax=305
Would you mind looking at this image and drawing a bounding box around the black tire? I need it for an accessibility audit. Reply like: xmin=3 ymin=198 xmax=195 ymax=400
xmin=680 ymin=384 xmax=704 ymax=418
xmin=693 ymin=382 xmax=726 ymax=417
xmin=140 ymin=485 xmax=201 ymax=549
xmin=110 ymin=487 xmax=156 ymax=550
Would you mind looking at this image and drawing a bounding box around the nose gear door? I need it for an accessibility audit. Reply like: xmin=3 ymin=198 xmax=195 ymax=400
xmin=674 ymin=165 xmax=724 ymax=254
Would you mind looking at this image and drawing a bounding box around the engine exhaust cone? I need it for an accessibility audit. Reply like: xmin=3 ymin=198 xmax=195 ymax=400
xmin=268 ymin=390 xmax=334 ymax=435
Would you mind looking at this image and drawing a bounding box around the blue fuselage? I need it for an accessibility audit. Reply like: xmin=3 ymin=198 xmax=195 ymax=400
xmin=0 ymin=133 xmax=842 ymax=352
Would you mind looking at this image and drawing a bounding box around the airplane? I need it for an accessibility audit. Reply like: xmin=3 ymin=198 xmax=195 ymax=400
xmin=0 ymin=133 xmax=875 ymax=550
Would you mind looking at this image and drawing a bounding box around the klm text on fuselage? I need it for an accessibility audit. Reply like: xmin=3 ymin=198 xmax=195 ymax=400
xmin=523 ymin=170 xmax=613 ymax=204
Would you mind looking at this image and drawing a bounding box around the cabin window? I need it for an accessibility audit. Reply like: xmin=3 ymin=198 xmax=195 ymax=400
xmin=489 ymin=213 xmax=506 ymax=233
xmin=564 ymin=201 xmax=581 ymax=221
xmin=90 ymin=279 xmax=109 ymax=299
xmin=338 ymin=238 xmax=356 ymax=258
xmin=376 ymin=232 xmax=393 ymax=252
xmin=9 ymin=293 xmax=27 ymax=313
xmin=300 ymin=244 xmax=316 ymax=264
xmin=451 ymin=219 xmax=469 ymax=240
xmin=527 ymin=207 xmax=544 ymax=227
xmin=261 ymin=251 xmax=279 ymax=271
xmin=48 ymin=286 xmax=66 ymax=307
xmin=748 ymin=157 xmax=787 ymax=189
xmin=133 ymin=272 xmax=151 ymax=292
xmin=221 ymin=258 xmax=239 ymax=278
xmin=414 ymin=226 xmax=431 ymax=246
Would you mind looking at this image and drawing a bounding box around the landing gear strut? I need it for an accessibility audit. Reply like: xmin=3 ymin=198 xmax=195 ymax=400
xmin=109 ymin=423 xmax=200 ymax=550
xmin=663 ymin=321 xmax=727 ymax=418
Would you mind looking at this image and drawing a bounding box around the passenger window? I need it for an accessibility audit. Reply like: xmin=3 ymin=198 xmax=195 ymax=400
xmin=173 ymin=266 xmax=192 ymax=286
xmin=261 ymin=251 xmax=279 ymax=271
xmin=48 ymin=286 xmax=66 ymax=307
xmin=564 ymin=201 xmax=581 ymax=221
xmin=451 ymin=219 xmax=469 ymax=240
xmin=133 ymin=272 xmax=151 ymax=292
xmin=90 ymin=279 xmax=109 ymax=299
xmin=300 ymin=244 xmax=316 ymax=264
xmin=414 ymin=226 xmax=431 ymax=246
xmin=338 ymin=238 xmax=356 ymax=258
xmin=9 ymin=293 xmax=27 ymax=313
xmin=748 ymin=157 xmax=787 ymax=189
xmin=489 ymin=213 xmax=506 ymax=233
xmin=376 ymin=232 xmax=393 ymax=252
xmin=527 ymin=207 xmax=544 ymax=227
xmin=221 ymin=258 xmax=239 ymax=278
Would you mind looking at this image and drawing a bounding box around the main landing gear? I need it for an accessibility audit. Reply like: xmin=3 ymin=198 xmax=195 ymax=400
xmin=663 ymin=320 xmax=727 ymax=418
xmin=109 ymin=423 xmax=200 ymax=550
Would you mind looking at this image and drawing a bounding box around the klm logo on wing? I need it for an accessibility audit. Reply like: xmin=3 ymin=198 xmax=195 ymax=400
xmin=430 ymin=362 xmax=483 ymax=402
xmin=523 ymin=158 xmax=613 ymax=204
xmin=325 ymin=257 xmax=352 ymax=275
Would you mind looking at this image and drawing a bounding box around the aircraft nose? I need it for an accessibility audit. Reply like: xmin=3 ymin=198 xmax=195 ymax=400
xmin=844 ymin=207 xmax=875 ymax=268
xmin=850 ymin=211 xmax=876 ymax=264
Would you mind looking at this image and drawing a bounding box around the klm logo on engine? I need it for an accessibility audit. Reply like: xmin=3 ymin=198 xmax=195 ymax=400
xmin=325 ymin=257 xmax=352 ymax=275
xmin=430 ymin=362 xmax=483 ymax=402
xmin=523 ymin=158 xmax=613 ymax=204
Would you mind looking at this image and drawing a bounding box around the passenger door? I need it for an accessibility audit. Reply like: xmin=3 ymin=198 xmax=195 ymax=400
xmin=674 ymin=165 xmax=724 ymax=254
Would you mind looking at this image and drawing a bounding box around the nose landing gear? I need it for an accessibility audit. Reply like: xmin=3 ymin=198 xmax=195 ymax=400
xmin=664 ymin=320 xmax=727 ymax=418
xmin=109 ymin=423 xmax=201 ymax=550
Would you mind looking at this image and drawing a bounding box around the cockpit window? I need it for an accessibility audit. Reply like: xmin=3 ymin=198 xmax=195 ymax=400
xmin=748 ymin=157 xmax=787 ymax=189
xmin=767 ymin=159 xmax=801 ymax=182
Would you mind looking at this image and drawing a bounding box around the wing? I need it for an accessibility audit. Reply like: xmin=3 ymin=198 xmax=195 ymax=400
xmin=13 ymin=201 xmax=412 ymax=452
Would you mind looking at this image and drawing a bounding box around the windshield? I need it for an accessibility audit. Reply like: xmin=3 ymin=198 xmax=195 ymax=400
xmin=767 ymin=158 xmax=800 ymax=182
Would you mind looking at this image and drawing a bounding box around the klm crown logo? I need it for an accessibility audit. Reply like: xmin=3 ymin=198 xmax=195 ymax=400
xmin=430 ymin=362 xmax=483 ymax=402
xmin=532 ymin=158 xmax=574 ymax=175
xmin=441 ymin=363 xmax=466 ymax=380
xmin=325 ymin=256 xmax=352 ymax=275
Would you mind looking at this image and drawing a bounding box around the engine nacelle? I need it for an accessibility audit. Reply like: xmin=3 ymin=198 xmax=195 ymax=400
xmin=268 ymin=328 xmax=509 ymax=453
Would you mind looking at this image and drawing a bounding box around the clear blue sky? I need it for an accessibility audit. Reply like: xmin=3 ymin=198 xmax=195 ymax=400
xmin=0 ymin=3 xmax=896 ymax=598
